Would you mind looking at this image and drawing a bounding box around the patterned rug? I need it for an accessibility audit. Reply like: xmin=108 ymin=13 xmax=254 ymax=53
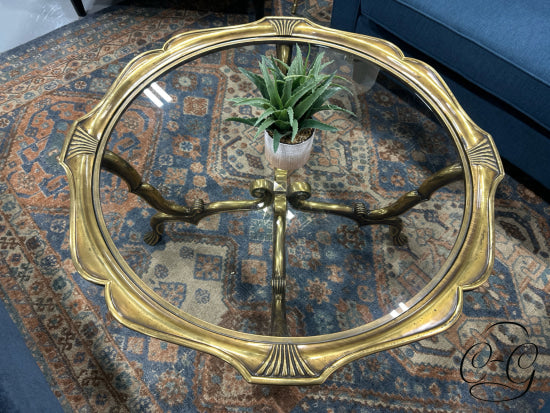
xmin=0 ymin=1 xmax=549 ymax=411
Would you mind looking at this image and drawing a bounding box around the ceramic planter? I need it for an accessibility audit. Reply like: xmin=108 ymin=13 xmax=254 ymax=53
xmin=264 ymin=130 xmax=315 ymax=170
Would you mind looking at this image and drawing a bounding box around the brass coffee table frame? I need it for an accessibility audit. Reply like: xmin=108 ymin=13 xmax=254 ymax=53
xmin=60 ymin=17 xmax=504 ymax=384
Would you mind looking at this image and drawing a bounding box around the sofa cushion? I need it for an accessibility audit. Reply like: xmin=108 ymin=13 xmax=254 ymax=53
xmin=361 ymin=0 xmax=550 ymax=131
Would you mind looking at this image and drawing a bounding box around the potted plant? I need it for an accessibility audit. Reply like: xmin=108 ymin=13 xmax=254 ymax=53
xmin=226 ymin=46 xmax=354 ymax=170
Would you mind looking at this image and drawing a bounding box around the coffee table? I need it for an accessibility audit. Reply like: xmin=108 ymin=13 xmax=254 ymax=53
xmin=60 ymin=17 xmax=504 ymax=384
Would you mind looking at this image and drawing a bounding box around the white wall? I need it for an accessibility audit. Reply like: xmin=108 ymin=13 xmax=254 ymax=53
xmin=0 ymin=0 xmax=119 ymax=53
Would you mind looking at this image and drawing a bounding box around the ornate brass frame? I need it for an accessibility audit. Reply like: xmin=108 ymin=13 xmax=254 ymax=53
xmin=60 ymin=17 xmax=503 ymax=384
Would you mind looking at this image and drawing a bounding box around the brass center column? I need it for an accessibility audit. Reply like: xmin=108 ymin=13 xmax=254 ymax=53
xmin=270 ymin=169 xmax=290 ymax=336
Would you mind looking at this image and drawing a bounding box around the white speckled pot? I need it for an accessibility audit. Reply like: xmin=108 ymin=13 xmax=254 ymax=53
xmin=263 ymin=130 xmax=315 ymax=171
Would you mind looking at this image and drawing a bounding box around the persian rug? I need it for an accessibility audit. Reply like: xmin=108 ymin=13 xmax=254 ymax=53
xmin=0 ymin=0 xmax=549 ymax=411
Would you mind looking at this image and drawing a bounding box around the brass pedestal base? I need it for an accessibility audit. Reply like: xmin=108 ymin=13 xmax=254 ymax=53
xmin=101 ymin=150 xmax=463 ymax=337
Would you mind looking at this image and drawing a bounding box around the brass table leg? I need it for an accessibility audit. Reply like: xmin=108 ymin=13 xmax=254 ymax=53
xmin=102 ymin=151 xmax=462 ymax=336
xmin=276 ymin=44 xmax=292 ymax=70
xmin=270 ymin=169 xmax=290 ymax=336
xmin=291 ymin=0 xmax=299 ymax=14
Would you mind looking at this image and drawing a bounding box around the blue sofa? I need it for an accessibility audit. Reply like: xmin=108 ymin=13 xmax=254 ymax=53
xmin=331 ymin=0 xmax=550 ymax=195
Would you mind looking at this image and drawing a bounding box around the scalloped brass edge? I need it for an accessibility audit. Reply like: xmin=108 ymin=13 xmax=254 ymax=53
xmin=59 ymin=16 xmax=504 ymax=384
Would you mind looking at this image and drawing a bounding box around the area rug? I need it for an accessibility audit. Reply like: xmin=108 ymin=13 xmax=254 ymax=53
xmin=0 ymin=1 xmax=549 ymax=412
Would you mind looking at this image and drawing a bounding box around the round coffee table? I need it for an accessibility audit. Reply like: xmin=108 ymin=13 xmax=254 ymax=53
xmin=60 ymin=17 xmax=504 ymax=384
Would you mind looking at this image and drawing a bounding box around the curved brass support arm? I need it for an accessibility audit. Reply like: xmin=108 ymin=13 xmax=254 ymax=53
xmin=144 ymin=179 xmax=274 ymax=245
xmin=101 ymin=150 xmax=189 ymax=215
xmin=367 ymin=163 xmax=464 ymax=220
xmin=288 ymin=182 xmax=406 ymax=245
xmin=101 ymin=150 xmax=274 ymax=245
xmin=288 ymin=163 xmax=463 ymax=245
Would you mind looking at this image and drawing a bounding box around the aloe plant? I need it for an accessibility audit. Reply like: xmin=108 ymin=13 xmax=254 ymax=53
xmin=226 ymin=46 xmax=354 ymax=152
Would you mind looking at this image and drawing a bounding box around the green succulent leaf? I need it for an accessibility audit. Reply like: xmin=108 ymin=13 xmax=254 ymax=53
xmin=271 ymin=129 xmax=284 ymax=153
xmin=281 ymin=75 xmax=294 ymax=104
xmin=254 ymin=108 xmax=277 ymax=127
xmin=268 ymin=56 xmax=286 ymax=83
xmin=304 ymin=89 xmax=351 ymax=119
xmin=300 ymin=119 xmax=338 ymax=131
xmin=287 ymin=107 xmax=298 ymax=141
xmin=273 ymin=120 xmax=291 ymax=131
xmin=229 ymin=97 xmax=271 ymax=109
xmin=260 ymin=56 xmax=283 ymax=109
xmin=291 ymin=119 xmax=299 ymax=141
xmin=289 ymin=45 xmax=304 ymax=77
xmin=238 ymin=68 xmax=269 ymax=99
xmin=309 ymin=51 xmax=333 ymax=79
xmin=254 ymin=118 xmax=276 ymax=139
xmin=271 ymin=56 xmax=290 ymax=72
xmin=274 ymin=108 xmax=289 ymax=122
xmin=315 ymin=104 xmax=356 ymax=117
xmin=332 ymin=78 xmax=353 ymax=95
xmin=284 ymin=75 xmax=319 ymax=109
xmin=294 ymin=74 xmax=335 ymax=119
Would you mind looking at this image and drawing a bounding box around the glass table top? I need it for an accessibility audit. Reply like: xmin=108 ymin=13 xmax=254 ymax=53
xmin=61 ymin=17 xmax=502 ymax=384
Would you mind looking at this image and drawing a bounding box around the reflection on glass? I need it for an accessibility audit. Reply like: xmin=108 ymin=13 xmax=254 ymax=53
xmin=99 ymin=43 xmax=464 ymax=337
xmin=143 ymin=82 xmax=173 ymax=107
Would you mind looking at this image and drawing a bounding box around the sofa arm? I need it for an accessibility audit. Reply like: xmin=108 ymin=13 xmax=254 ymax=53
xmin=330 ymin=0 xmax=361 ymax=32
